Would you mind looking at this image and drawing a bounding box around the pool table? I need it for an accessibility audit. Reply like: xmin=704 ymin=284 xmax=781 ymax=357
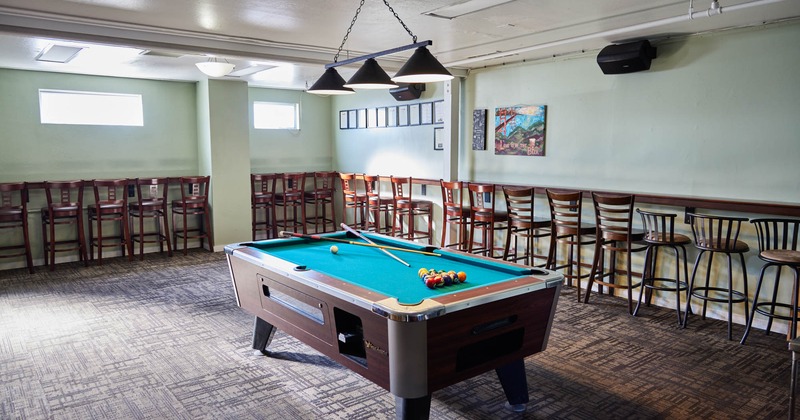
xmin=225 ymin=231 xmax=562 ymax=419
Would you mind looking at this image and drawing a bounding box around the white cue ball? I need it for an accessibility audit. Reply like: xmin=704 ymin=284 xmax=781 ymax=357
xmin=330 ymin=245 xmax=339 ymax=254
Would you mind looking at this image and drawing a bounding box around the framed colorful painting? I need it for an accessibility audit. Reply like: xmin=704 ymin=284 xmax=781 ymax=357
xmin=494 ymin=105 xmax=546 ymax=156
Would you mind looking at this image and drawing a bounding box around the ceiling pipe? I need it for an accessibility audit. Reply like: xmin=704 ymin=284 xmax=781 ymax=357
xmin=444 ymin=0 xmax=786 ymax=67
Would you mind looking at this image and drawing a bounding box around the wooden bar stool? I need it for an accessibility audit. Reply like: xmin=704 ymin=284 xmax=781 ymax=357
xmin=440 ymin=180 xmax=470 ymax=251
xmin=251 ymin=173 xmax=278 ymax=240
xmin=41 ymin=180 xmax=88 ymax=270
xmin=633 ymin=209 xmax=691 ymax=325
xmin=466 ymin=183 xmax=507 ymax=258
xmin=0 ymin=182 xmax=34 ymax=273
xmin=390 ymin=176 xmax=433 ymax=244
xmin=172 ymin=176 xmax=213 ymax=254
xmin=88 ymin=179 xmax=133 ymax=264
xmin=502 ymin=186 xmax=550 ymax=267
xmin=304 ymin=171 xmax=337 ymax=234
xmin=364 ymin=175 xmax=393 ymax=234
xmin=584 ymin=193 xmax=646 ymax=314
xmin=340 ymin=173 xmax=367 ymax=230
xmin=129 ymin=177 xmax=172 ymax=259
xmin=682 ymin=213 xmax=750 ymax=340
xmin=741 ymin=218 xmax=800 ymax=344
xmin=545 ymin=189 xmax=596 ymax=302
xmin=275 ymin=172 xmax=307 ymax=235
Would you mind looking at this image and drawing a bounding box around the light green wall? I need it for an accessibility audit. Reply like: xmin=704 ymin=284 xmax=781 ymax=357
xmin=462 ymin=21 xmax=800 ymax=203
xmin=332 ymin=84 xmax=445 ymax=179
xmin=204 ymin=79 xmax=252 ymax=249
xmin=0 ymin=69 xmax=198 ymax=182
xmin=249 ymin=88 xmax=334 ymax=173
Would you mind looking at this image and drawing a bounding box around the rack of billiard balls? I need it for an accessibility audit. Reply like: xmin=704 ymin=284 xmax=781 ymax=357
xmin=418 ymin=268 xmax=467 ymax=289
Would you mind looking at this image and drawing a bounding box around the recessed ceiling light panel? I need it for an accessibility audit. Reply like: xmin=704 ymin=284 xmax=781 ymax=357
xmin=36 ymin=44 xmax=84 ymax=63
xmin=424 ymin=0 xmax=515 ymax=19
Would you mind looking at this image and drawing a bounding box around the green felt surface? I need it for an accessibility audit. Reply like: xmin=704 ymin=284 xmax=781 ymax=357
xmin=248 ymin=232 xmax=532 ymax=305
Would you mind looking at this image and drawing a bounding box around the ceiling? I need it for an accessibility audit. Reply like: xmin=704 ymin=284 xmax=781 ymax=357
xmin=0 ymin=0 xmax=797 ymax=90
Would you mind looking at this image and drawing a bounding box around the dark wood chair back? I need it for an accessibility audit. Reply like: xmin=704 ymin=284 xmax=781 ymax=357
xmin=592 ymin=193 xmax=636 ymax=243
xmin=687 ymin=213 xmax=749 ymax=253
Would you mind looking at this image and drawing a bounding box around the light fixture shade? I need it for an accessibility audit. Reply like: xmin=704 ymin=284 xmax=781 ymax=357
xmin=307 ymin=68 xmax=356 ymax=95
xmin=195 ymin=61 xmax=235 ymax=77
xmin=392 ymin=46 xmax=454 ymax=83
xmin=343 ymin=58 xmax=399 ymax=89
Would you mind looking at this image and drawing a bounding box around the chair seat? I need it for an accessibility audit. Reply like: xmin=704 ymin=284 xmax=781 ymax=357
xmin=761 ymin=249 xmax=800 ymax=265
xmin=0 ymin=207 xmax=23 ymax=220
xmin=695 ymin=239 xmax=749 ymax=253
xmin=92 ymin=203 xmax=125 ymax=213
xmin=644 ymin=232 xmax=692 ymax=245
xmin=600 ymin=228 xmax=646 ymax=243
xmin=554 ymin=222 xmax=595 ymax=236
xmin=472 ymin=209 xmax=508 ymax=223
xmin=172 ymin=199 xmax=206 ymax=210
xmin=253 ymin=193 xmax=274 ymax=204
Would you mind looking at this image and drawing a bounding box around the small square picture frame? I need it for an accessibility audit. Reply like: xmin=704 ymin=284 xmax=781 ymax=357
xmin=433 ymin=126 xmax=444 ymax=150
xmin=387 ymin=106 xmax=398 ymax=127
xmin=339 ymin=110 xmax=348 ymax=129
xmin=409 ymin=103 xmax=420 ymax=126
xmin=420 ymin=102 xmax=433 ymax=125
xmin=357 ymin=109 xmax=367 ymax=129
xmin=398 ymin=105 xmax=409 ymax=126
xmin=348 ymin=110 xmax=358 ymax=128
xmin=433 ymin=101 xmax=445 ymax=124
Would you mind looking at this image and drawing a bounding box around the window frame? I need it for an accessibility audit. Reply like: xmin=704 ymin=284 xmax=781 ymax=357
xmin=38 ymin=89 xmax=144 ymax=127
xmin=253 ymin=101 xmax=300 ymax=130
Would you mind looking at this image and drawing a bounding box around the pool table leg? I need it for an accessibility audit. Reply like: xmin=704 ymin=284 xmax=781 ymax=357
xmin=395 ymin=395 xmax=431 ymax=420
xmin=252 ymin=316 xmax=277 ymax=355
xmin=495 ymin=359 xmax=529 ymax=409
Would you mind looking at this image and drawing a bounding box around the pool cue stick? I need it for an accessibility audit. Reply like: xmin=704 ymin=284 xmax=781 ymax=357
xmin=340 ymin=223 xmax=410 ymax=267
xmin=278 ymin=231 xmax=441 ymax=256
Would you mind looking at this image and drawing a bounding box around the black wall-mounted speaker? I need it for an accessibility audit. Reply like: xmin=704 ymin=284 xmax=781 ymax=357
xmin=389 ymin=83 xmax=425 ymax=101
xmin=597 ymin=40 xmax=657 ymax=75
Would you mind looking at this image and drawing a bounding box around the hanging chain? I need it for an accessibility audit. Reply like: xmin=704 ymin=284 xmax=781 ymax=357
xmin=333 ymin=0 xmax=366 ymax=63
xmin=382 ymin=0 xmax=417 ymax=43
xmin=332 ymin=0 xmax=417 ymax=63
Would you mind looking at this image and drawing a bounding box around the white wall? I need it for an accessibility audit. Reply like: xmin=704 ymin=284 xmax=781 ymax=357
xmin=332 ymin=84 xmax=446 ymax=179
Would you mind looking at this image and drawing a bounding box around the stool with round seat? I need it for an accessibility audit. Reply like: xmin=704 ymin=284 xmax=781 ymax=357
xmin=251 ymin=173 xmax=278 ymax=240
xmin=304 ymin=171 xmax=337 ymax=234
xmin=741 ymin=218 xmax=800 ymax=345
xmin=633 ymin=209 xmax=691 ymax=324
xmin=172 ymin=176 xmax=213 ymax=254
xmin=584 ymin=193 xmax=647 ymax=314
xmin=440 ymin=180 xmax=470 ymax=251
xmin=682 ymin=213 xmax=750 ymax=340
xmin=88 ymin=178 xmax=133 ymax=264
xmin=502 ymin=186 xmax=550 ymax=267
xmin=545 ymin=189 xmax=596 ymax=302
xmin=466 ymin=183 xmax=507 ymax=258
xmin=390 ymin=176 xmax=433 ymax=244
xmin=41 ymin=180 xmax=89 ymax=270
xmin=0 ymin=182 xmax=34 ymax=273
xmin=129 ymin=177 xmax=172 ymax=259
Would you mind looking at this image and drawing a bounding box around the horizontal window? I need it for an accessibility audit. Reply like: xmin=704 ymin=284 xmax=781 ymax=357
xmin=254 ymin=101 xmax=299 ymax=130
xmin=39 ymin=89 xmax=143 ymax=126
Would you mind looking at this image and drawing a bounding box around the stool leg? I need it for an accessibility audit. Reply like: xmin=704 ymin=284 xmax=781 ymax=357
xmin=742 ymin=264 xmax=770 ymax=344
xmin=673 ymin=245 xmax=683 ymax=326
xmin=789 ymin=350 xmax=797 ymax=420
xmin=683 ymin=250 xmax=707 ymax=329
xmin=633 ymin=245 xmax=653 ymax=317
xmin=766 ymin=268 xmax=783 ymax=335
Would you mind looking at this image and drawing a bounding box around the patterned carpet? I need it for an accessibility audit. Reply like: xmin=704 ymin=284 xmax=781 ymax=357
xmin=0 ymin=251 xmax=792 ymax=420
